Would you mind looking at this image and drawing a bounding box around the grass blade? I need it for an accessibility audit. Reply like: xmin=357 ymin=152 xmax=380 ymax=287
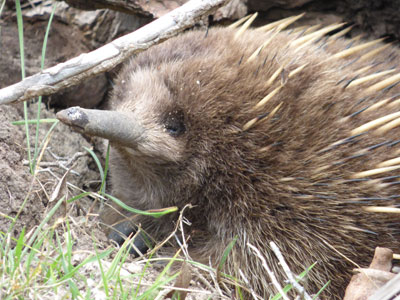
xmin=66 ymin=191 xmax=93 ymax=204
xmin=99 ymin=142 xmax=110 ymax=194
xmin=313 ymin=280 xmax=330 ymax=299
xmin=84 ymin=146 xmax=105 ymax=188
xmin=104 ymin=193 xmax=178 ymax=218
xmin=13 ymin=227 xmax=25 ymax=274
xmin=21 ymin=196 xmax=65 ymax=257
xmin=270 ymin=262 xmax=318 ymax=300
xmin=12 ymin=118 xmax=58 ymax=125
xmin=32 ymin=2 xmax=58 ymax=171
xmin=217 ymin=236 xmax=237 ymax=283
xmin=15 ymin=0 xmax=33 ymax=173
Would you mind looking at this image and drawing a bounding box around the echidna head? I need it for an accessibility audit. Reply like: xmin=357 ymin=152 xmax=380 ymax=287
xmin=56 ymin=28 xmax=288 ymax=209
xmin=110 ymin=66 xmax=190 ymax=164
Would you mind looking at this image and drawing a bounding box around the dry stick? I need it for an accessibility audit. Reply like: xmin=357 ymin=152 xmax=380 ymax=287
xmin=369 ymin=272 xmax=400 ymax=300
xmin=247 ymin=243 xmax=290 ymax=300
xmin=0 ymin=0 xmax=229 ymax=105
xmin=192 ymin=268 xmax=216 ymax=293
xmin=270 ymin=241 xmax=313 ymax=300
xmin=58 ymin=0 xmax=153 ymax=16
xmin=237 ymin=269 xmax=260 ymax=300
xmin=208 ymin=256 xmax=225 ymax=298
xmin=147 ymin=204 xmax=194 ymax=256
xmin=23 ymin=151 xmax=87 ymax=172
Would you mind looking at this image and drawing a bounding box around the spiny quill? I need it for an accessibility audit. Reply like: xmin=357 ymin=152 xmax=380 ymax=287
xmin=57 ymin=14 xmax=400 ymax=299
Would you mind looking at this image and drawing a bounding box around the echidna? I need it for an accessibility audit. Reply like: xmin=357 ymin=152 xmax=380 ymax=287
xmin=57 ymin=15 xmax=400 ymax=299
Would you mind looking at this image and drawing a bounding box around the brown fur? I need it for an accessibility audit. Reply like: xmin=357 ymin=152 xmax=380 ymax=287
xmin=103 ymin=26 xmax=400 ymax=299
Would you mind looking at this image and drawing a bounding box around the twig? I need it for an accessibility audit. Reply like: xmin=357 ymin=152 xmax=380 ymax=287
xmin=237 ymin=269 xmax=260 ymax=300
xmin=369 ymin=272 xmax=400 ymax=300
xmin=154 ymin=288 xmax=173 ymax=300
xmin=147 ymin=204 xmax=194 ymax=256
xmin=192 ymin=268 xmax=215 ymax=292
xmin=247 ymin=243 xmax=290 ymax=300
xmin=0 ymin=0 xmax=229 ymax=105
xmin=208 ymin=257 xmax=225 ymax=298
xmin=46 ymin=149 xmax=87 ymax=166
xmin=59 ymin=0 xmax=153 ymax=16
xmin=176 ymin=214 xmax=192 ymax=259
xmin=121 ymin=279 xmax=215 ymax=295
xmin=270 ymin=241 xmax=313 ymax=300
xmin=23 ymin=151 xmax=86 ymax=174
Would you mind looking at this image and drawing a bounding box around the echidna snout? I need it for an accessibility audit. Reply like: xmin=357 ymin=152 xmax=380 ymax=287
xmin=58 ymin=19 xmax=400 ymax=299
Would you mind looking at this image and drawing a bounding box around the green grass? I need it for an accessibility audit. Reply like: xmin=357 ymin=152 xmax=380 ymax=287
xmin=0 ymin=204 xmax=185 ymax=299
xmin=14 ymin=0 xmax=58 ymax=175
xmin=15 ymin=0 xmax=33 ymax=175
xmin=31 ymin=2 xmax=58 ymax=174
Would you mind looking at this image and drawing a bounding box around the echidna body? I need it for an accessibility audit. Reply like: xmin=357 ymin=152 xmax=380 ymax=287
xmin=62 ymin=22 xmax=400 ymax=298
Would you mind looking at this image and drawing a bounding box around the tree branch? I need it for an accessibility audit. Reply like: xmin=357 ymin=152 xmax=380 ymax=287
xmin=57 ymin=0 xmax=190 ymax=18
xmin=0 ymin=0 xmax=229 ymax=105
xmin=58 ymin=0 xmax=154 ymax=17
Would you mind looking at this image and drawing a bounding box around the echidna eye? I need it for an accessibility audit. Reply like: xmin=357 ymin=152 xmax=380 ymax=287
xmin=163 ymin=109 xmax=186 ymax=137
xmin=165 ymin=122 xmax=185 ymax=136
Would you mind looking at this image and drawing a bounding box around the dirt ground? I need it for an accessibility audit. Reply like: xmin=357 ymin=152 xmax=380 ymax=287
xmin=0 ymin=101 xmax=102 ymax=242
xmin=0 ymin=0 xmax=109 ymax=240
